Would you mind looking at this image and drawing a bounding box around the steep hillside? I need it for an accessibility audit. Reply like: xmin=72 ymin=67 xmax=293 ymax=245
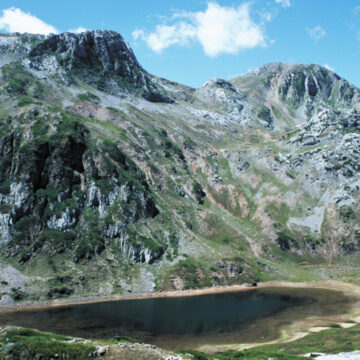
xmin=0 ymin=31 xmax=359 ymax=303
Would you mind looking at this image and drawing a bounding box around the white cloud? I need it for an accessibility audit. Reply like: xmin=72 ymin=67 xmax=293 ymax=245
xmin=307 ymin=25 xmax=326 ymax=40
xmin=323 ymin=64 xmax=335 ymax=72
xmin=0 ymin=7 xmax=58 ymax=35
xmin=133 ymin=22 xmax=196 ymax=53
xmin=132 ymin=2 xmax=268 ymax=57
xmin=197 ymin=3 xmax=267 ymax=56
xmin=69 ymin=26 xmax=87 ymax=34
xmin=275 ymin=0 xmax=291 ymax=8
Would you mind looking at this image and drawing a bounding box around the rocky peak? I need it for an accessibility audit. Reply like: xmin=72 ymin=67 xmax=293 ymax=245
xmin=277 ymin=64 xmax=338 ymax=105
xmin=245 ymin=62 xmax=359 ymax=109
xmin=29 ymin=30 xmax=141 ymax=75
xmin=0 ymin=30 xmax=174 ymax=103
xmin=195 ymin=77 xmax=252 ymax=124
xmin=200 ymin=78 xmax=243 ymax=94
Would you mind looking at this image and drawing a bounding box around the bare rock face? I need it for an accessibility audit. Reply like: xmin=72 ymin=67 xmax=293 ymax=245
xmin=196 ymin=78 xmax=253 ymax=125
xmin=0 ymin=112 xmax=161 ymax=265
xmin=0 ymin=31 xmax=173 ymax=103
xmin=232 ymin=62 xmax=360 ymax=129
xmin=30 ymin=30 xmax=141 ymax=72
xmin=29 ymin=30 xmax=143 ymax=82
xmin=28 ymin=30 xmax=174 ymax=103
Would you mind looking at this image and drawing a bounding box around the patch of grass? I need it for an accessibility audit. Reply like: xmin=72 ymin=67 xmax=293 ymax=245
xmin=0 ymin=328 xmax=96 ymax=360
xmin=339 ymin=205 xmax=355 ymax=223
xmin=0 ymin=203 xmax=11 ymax=214
xmin=262 ymin=324 xmax=360 ymax=355
xmin=74 ymin=209 xmax=105 ymax=263
xmin=10 ymin=287 xmax=26 ymax=300
xmin=14 ymin=216 xmax=38 ymax=233
xmin=17 ymin=98 xmax=34 ymax=107
xmin=2 ymin=62 xmax=48 ymax=100
xmin=34 ymin=229 xmax=76 ymax=253
xmin=192 ymin=181 xmax=206 ymax=205
xmin=36 ymin=187 xmax=60 ymax=202
xmin=276 ymin=231 xmax=299 ymax=251
xmin=0 ymin=179 xmax=11 ymax=194
xmin=178 ymin=349 xmax=303 ymax=359
xmin=53 ymin=198 xmax=77 ymax=218
xmin=170 ymin=257 xmax=212 ymax=289
xmin=265 ymin=203 xmax=291 ymax=226
xmin=77 ymin=91 xmax=100 ymax=104
xmin=179 ymin=324 xmax=360 ymax=359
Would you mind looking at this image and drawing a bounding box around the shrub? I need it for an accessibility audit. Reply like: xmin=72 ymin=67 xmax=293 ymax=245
xmin=276 ymin=231 xmax=298 ymax=251
xmin=77 ymin=92 xmax=100 ymax=104
xmin=0 ymin=179 xmax=11 ymax=194
xmin=192 ymin=181 xmax=206 ymax=205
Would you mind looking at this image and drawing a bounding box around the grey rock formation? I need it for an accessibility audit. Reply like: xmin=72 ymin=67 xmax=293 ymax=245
xmin=0 ymin=30 xmax=360 ymax=297
xmin=196 ymin=78 xmax=253 ymax=125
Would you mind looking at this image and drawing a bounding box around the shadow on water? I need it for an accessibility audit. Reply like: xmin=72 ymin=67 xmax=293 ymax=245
xmin=0 ymin=287 xmax=354 ymax=350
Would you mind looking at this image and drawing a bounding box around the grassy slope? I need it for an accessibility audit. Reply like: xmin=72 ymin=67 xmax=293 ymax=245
xmin=180 ymin=324 xmax=360 ymax=359
xmin=0 ymin=327 xmax=190 ymax=360
xmin=3 ymin=324 xmax=360 ymax=360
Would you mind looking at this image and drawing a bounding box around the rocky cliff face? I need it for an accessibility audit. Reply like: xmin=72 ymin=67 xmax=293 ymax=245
xmin=1 ymin=31 xmax=175 ymax=103
xmin=0 ymin=106 xmax=162 ymax=266
xmin=0 ymin=31 xmax=359 ymax=300
xmin=232 ymin=62 xmax=360 ymax=127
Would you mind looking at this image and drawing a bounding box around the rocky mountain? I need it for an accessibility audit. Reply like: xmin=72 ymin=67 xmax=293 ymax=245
xmin=0 ymin=30 xmax=359 ymax=302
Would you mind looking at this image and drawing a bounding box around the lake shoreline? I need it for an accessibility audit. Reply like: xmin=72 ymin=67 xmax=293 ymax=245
xmin=1 ymin=280 xmax=360 ymax=354
xmin=1 ymin=279 xmax=360 ymax=314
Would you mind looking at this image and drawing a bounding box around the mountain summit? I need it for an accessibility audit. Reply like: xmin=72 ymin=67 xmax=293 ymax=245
xmin=1 ymin=30 xmax=176 ymax=102
xmin=0 ymin=30 xmax=359 ymax=300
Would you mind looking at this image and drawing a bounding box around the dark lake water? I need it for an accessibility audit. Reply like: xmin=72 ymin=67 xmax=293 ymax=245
xmin=0 ymin=287 xmax=352 ymax=350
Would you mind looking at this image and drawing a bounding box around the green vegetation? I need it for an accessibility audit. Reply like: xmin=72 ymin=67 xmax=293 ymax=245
xmin=276 ymin=231 xmax=299 ymax=251
xmin=2 ymin=62 xmax=48 ymax=100
xmin=257 ymin=105 xmax=273 ymax=126
xmin=34 ymin=229 xmax=76 ymax=253
xmin=77 ymin=91 xmax=100 ymax=104
xmin=179 ymin=324 xmax=360 ymax=359
xmin=14 ymin=216 xmax=38 ymax=233
xmin=53 ymin=198 xmax=77 ymax=218
xmin=179 ymin=349 xmax=303 ymax=360
xmin=0 ymin=328 xmax=96 ymax=360
xmin=2 ymin=323 xmax=360 ymax=360
xmin=0 ymin=203 xmax=11 ymax=214
xmin=170 ymin=257 xmax=212 ymax=289
xmin=339 ymin=205 xmax=355 ymax=223
xmin=74 ymin=209 xmax=105 ymax=263
xmin=36 ymin=187 xmax=60 ymax=201
xmin=263 ymin=323 xmax=360 ymax=356
xmin=192 ymin=181 xmax=206 ymax=205
xmin=0 ymin=179 xmax=11 ymax=194
xmin=10 ymin=287 xmax=26 ymax=301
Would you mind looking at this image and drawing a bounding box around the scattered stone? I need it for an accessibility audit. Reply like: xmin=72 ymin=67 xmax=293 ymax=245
xmin=93 ymin=346 xmax=108 ymax=357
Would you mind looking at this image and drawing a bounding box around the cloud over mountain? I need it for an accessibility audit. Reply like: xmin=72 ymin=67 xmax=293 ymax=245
xmin=0 ymin=7 xmax=58 ymax=35
xmin=133 ymin=2 xmax=268 ymax=57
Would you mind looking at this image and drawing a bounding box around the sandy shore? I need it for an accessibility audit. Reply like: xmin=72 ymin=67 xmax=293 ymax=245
xmin=1 ymin=279 xmax=360 ymax=314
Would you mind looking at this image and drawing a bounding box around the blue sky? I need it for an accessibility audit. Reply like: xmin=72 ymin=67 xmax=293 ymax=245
xmin=0 ymin=0 xmax=360 ymax=88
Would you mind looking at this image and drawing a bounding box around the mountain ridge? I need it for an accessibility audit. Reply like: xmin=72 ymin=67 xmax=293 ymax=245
xmin=0 ymin=30 xmax=359 ymax=303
